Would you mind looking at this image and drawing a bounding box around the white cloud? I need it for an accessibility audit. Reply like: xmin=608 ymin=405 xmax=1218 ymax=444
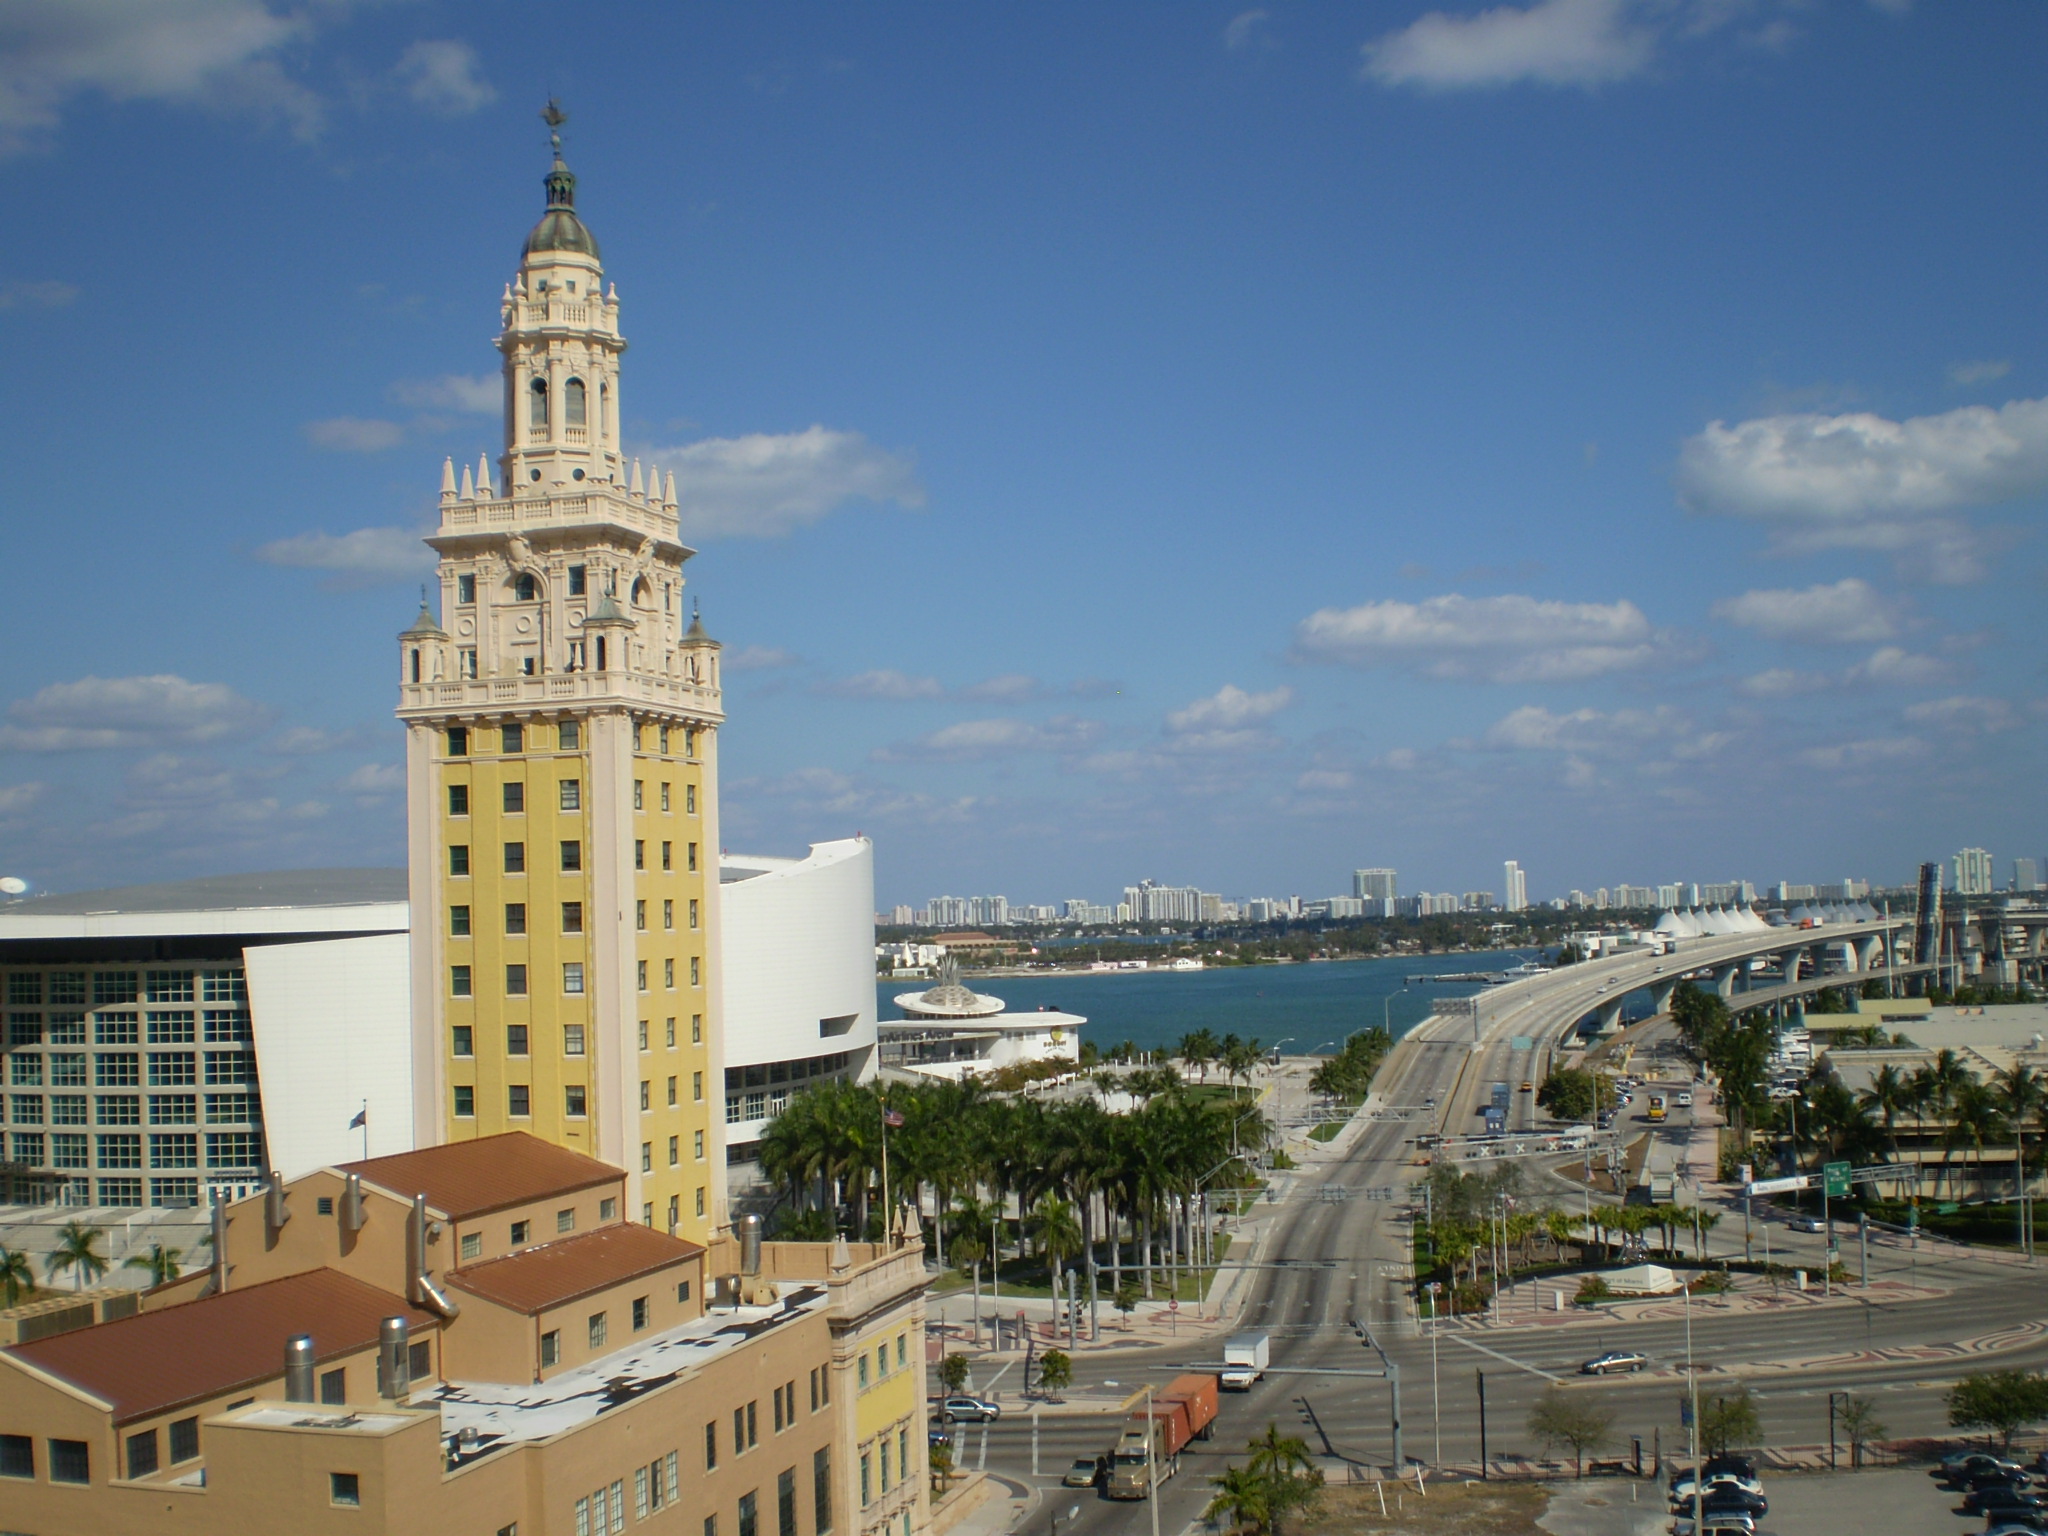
xmin=1711 ymin=577 xmax=1900 ymax=644
xmin=1362 ymin=0 xmax=1654 ymax=90
xmin=1677 ymin=396 xmax=2048 ymax=583
xmin=1736 ymin=667 xmax=1829 ymax=698
xmin=1477 ymin=703 xmax=1725 ymax=758
xmin=1844 ymin=646 xmax=1951 ymax=688
xmin=1166 ymin=684 xmax=1294 ymax=733
xmin=0 ymin=0 xmax=321 ymax=154
xmin=1224 ymin=9 xmax=1273 ymax=50
xmin=1793 ymin=735 xmax=1927 ymax=770
xmin=650 ymin=426 xmax=924 ymax=539
xmin=875 ymin=717 xmax=1101 ymax=763
xmin=390 ymin=40 xmax=493 ymax=116
xmin=959 ymin=674 xmax=1048 ymax=703
xmin=267 ymin=725 xmax=357 ymax=755
xmin=725 ymin=645 xmax=802 ymax=673
xmin=820 ymin=670 xmax=944 ymax=702
xmin=1296 ymin=768 xmax=1354 ymax=792
xmin=1294 ymin=592 xmax=1671 ymax=682
xmin=0 ymin=278 xmax=78 ymax=309
xmin=303 ymin=416 xmax=406 ymax=452
xmin=1902 ymin=695 xmax=2016 ymax=734
xmin=1949 ymin=359 xmax=2011 ymax=387
xmin=341 ymin=762 xmax=405 ymax=794
xmin=389 ymin=373 xmax=498 ymax=413
xmin=255 ymin=526 xmax=433 ymax=588
xmin=0 ymin=782 xmax=45 ymax=814
xmin=0 ymin=675 xmax=268 ymax=752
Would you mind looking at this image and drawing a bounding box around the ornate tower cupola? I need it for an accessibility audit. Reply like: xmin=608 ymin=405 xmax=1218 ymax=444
xmin=498 ymin=101 xmax=629 ymax=496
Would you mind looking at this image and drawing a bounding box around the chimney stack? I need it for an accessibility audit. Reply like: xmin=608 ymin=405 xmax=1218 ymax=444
xmin=377 ymin=1316 xmax=410 ymax=1400
xmin=284 ymin=1335 xmax=317 ymax=1403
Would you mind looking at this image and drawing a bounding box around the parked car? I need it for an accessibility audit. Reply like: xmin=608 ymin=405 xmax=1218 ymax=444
xmin=929 ymin=1429 xmax=954 ymax=1453
xmin=937 ymin=1396 xmax=1003 ymax=1424
xmin=1670 ymin=1516 xmax=1754 ymax=1536
xmin=1787 ymin=1214 xmax=1826 ymax=1234
xmin=1963 ymin=1469 xmax=2035 ymax=1493
xmin=1063 ymin=1458 xmax=1103 ymax=1488
xmin=1967 ymin=1487 xmax=2048 ymax=1517
xmin=1703 ymin=1455 xmax=1759 ymax=1480
xmin=1580 ymin=1350 xmax=1649 ymax=1375
xmin=1696 ymin=1489 xmax=1768 ymax=1518
xmin=1941 ymin=1453 xmax=2025 ymax=1484
xmin=1675 ymin=1091 xmax=1694 ymax=1107
xmin=1671 ymin=1471 xmax=1764 ymax=1502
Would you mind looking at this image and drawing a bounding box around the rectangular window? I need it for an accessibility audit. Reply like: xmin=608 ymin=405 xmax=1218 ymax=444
xmin=457 ymin=574 xmax=477 ymax=605
xmin=557 ymin=777 xmax=582 ymax=812
xmin=6 ymin=1014 xmax=39 ymax=1048
xmin=206 ymin=1131 xmax=260 ymax=1168
xmin=503 ymin=781 xmax=525 ymax=814
xmin=506 ymin=965 xmax=528 ymax=998
xmin=634 ymin=839 xmax=646 ymax=871
xmin=449 ymin=905 xmax=471 ymax=937
xmin=559 ymin=718 xmax=581 ymax=749
xmin=690 ymin=899 xmax=700 ymax=930
xmin=858 ymin=1356 xmax=869 ymax=1390
xmin=632 ymin=1295 xmax=649 ymax=1331
xmin=408 ymin=1340 xmax=430 ymax=1382
xmin=144 ymin=971 xmax=194 ymax=1004
xmin=450 ymin=844 xmax=470 ymax=876
xmin=508 ymin=1085 xmax=530 ymax=1117
xmin=638 ymin=960 xmax=649 ymax=992
xmin=696 ymin=1186 xmax=706 ymax=1218
xmin=705 ymin=1420 xmax=718 ymax=1470
xmin=541 ymin=1329 xmax=560 ymax=1367
xmin=502 ymin=724 xmax=524 ymax=754
xmin=641 ymin=1140 xmax=652 ymax=1172
xmin=563 ymin=963 xmax=585 ymax=995
xmin=204 ymin=1052 xmax=252 ymax=1086
xmin=568 ymin=564 xmax=586 ymax=597
xmin=124 ymin=1433 xmax=158 ymax=1482
xmin=691 ymin=957 xmax=700 ymax=988
xmin=51 ymin=1133 xmax=88 ymax=1168
xmin=693 ymin=1071 xmax=703 ymax=1101
xmin=814 ymin=1448 xmax=832 ymax=1533
xmin=897 ymin=1333 xmax=908 ymax=1369
xmin=779 ymin=1469 xmax=798 ymax=1536
xmin=504 ymin=842 xmax=526 ymax=874
xmin=686 ymin=728 xmax=698 ymax=758
xmin=511 ymin=1219 xmax=530 ymax=1244
xmin=454 ymin=1085 xmax=475 ymax=1118
xmin=48 ymin=1012 xmax=85 ymax=1045
xmin=662 ymin=841 xmax=673 ymax=871
xmin=460 ymin=1231 xmax=482 ymax=1261
xmin=452 ymin=1025 xmax=474 ymax=1057
xmin=451 ymin=965 xmax=472 ymax=997
xmin=860 ymin=1453 xmax=872 ymax=1508
xmin=637 ymin=1466 xmax=650 ymax=1521
xmin=447 ymin=725 xmax=469 ymax=755
xmin=149 ymin=1133 xmax=198 ymax=1169
xmin=11 ymin=1093 xmax=42 ymax=1123
xmin=94 ymin=972 xmax=139 ymax=1007
xmin=666 ymin=959 xmax=676 ymax=989
xmin=10 ymin=1132 xmax=42 ymax=1165
xmin=880 ymin=1440 xmax=890 ymax=1494
xmin=564 ymin=1024 xmax=586 ymax=1055
xmin=95 ymin=1012 xmax=138 ymax=1045
xmin=95 ymin=1053 xmax=140 ymax=1087
xmin=505 ymin=902 xmax=527 ymax=935
xmin=589 ymin=1311 xmax=608 ymax=1349
xmin=96 ymin=1094 xmax=139 ymax=1125
xmin=149 ymin=1093 xmax=196 ymax=1124
xmin=634 ymin=780 xmax=645 ymax=811
xmin=694 ymin=1129 xmax=705 ymax=1160
xmin=203 ymin=1092 xmax=254 ymax=1124
xmin=98 ymin=1175 xmax=145 ymax=1207
xmin=636 ymin=899 xmax=646 ymax=932
xmin=739 ymin=1492 xmax=759 ymax=1536
xmin=688 ymin=842 xmax=698 ymax=872
xmin=6 ymin=974 xmax=39 ymax=1006
xmin=50 ymin=1438 xmax=89 ymax=1484
xmin=202 ymin=1009 xmax=249 ymax=1044
xmin=688 ymin=783 xmax=698 ymax=814
xmin=661 ymin=898 xmax=673 ymax=931
xmin=51 ymin=1054 xmax=87 ymax=1087
xmin=562 ymin=901 xmax=583 ymax=934
xmin=331 ymin=1470 xmax=360 ymax=1506
xmin=565 ymin=1085 xmax=587 ymax=1117
xmin=168 ymin=1417 xmax=199 ymax=1464
xmin=507 ymin=1024 xmax=529 ymax=1056
xmin=551 ymin=840 xmax=582 ymax=877
xmin=448 ymin=784 xmax=469 ymax=816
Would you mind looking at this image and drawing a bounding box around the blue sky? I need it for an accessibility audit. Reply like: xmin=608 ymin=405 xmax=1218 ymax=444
xmin=1 ymin=0 xmax=2044 ymax=908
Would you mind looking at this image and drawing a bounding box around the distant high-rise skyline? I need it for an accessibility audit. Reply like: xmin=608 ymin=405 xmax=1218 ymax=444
xmin=1955 ymin=847 xmax=1995 ymax=897
xmin=1353 ymin=868 xmax=1398 ymax=902
xmin=1502 ymin=861 xmax=1527 ymax=913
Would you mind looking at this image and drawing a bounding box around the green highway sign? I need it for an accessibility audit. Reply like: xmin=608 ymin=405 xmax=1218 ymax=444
xmin=1824 ymin=1161 xmax=1852 ymax=1199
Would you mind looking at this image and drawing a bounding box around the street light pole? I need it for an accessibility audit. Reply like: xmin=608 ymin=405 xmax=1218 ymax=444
xmin=1427 ymin=1281 xmax=1442 ymax=1466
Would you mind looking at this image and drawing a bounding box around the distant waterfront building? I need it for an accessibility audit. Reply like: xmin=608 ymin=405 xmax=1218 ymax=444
xmin=1462 ymin=892 xmax=1496 ymax=911
xmin=1324 ymin=896 xmax=1365 ymax=919
xmin=1353 ymin=868 xmax=1398 ymax=902
xmin=2017 ymin=858 xmax=2042 ymax=893
xmin=1774 ymin=882 xmax=1817 ymax=903
xmin=1614 ymin=885 xmax=1657 ymax=908
xmin=1594 ymin=888 xmax=1611 ymax=908
xmin=1245 ymin=898 xmax=1283 ymax=923
xmin=881 ymin=960 xmax=1084 ymax=1081
xmin=1567 ymin=889 xmax=1589 ymax=908
xmin=925 ymin=895 xmax=970 ymax=928
xmin=1657 ymin=883 xmax=1683 ymax=909
xmin=965 ymin=894 xmax=1010 ymax=928
xmin=889 ymin=904 xmax=915 ymax=925
xmin=1816 ymin=879 xmax=1869 ymax=901
xmin=1955 ymin=847 xmax=1995 ymax=897
xmin=1063 ymin=900 xmax=1117 ymax=925
xmin=1122 ymin=880 xmax=1217 ymax=924
xmin=1502 ymin=861 xmax=1527 ymax=912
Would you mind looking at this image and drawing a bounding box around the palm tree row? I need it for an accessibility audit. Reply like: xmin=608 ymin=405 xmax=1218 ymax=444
xmin=1793 ymin=1054 xmax=2048 ymax=1201
xmin=759 ymin=1071 xmax=1271 ymax=1305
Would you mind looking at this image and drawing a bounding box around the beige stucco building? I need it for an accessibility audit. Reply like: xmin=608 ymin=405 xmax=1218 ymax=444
xmin=0 ymin=1134 xmax=931 ymax=1536
xmin=395 ymin=120 xmax=726 ymax=1242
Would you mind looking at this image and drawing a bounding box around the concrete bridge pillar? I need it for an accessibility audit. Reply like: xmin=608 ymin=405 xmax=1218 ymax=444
xmin=1855 ymin=936 xmax=1884 ymax=973
xmin=1780 ymin=947 xmax=1806 ymax=987
xmin=1713 ymin=963 xmax=1742 ymax=1001
xmin=1651 ymin=980 xmax=1677 ymax=1016
xmin=1597 ymin=999 xmax=1624 ymax=1035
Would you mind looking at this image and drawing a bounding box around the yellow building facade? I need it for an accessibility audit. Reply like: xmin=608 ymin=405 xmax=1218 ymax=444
xmin=397 ymin=121 xmax=726 ymax=1241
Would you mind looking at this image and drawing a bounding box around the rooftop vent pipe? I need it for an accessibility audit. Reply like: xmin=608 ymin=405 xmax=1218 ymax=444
xmin=209 ymin=1189 xmax=229 ymax=1294
xmin=264 ymin=1168 xmax=290 ymax=1241
xmin=284 ymin=1335 xmax=317 ymax=1402
xmin=407 ymin=1193 xmax=460 ymax=1318
xmin=738 ymin=1213 xmax=762 ymax=1277
xmin=377 ymin=1316 xmax=410 ymax=1400
xmin=342 ymin=1172 xmax=366 ymax=1234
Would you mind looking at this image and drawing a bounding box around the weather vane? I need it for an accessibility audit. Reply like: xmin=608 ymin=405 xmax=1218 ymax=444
xmin=541 ymin=98 xmax=568 ymax=156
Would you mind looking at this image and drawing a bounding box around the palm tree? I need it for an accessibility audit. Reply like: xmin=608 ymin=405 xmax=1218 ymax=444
xmin=47 ymin=1221 xmax=108 ymax=1292
xmin=123 ymin=1242 xmax=184 ymax=1289
xmin=1997 ymin=1064 xmax=2045 ymax=1208
xmin=1244 ymin=1423 xmax=1316 ymax=1484
xmin=1029 ymin=1196 xmax=1082 ymax=1296
xmin=1859 ymin=1063 xmax=1912 ymax=1173
xmin=1205 ymin=1465 xmax=1276 ymax=1536
xmin=1949 ymin=1081 xmax=2009 ymax=1200
xmin=0 ymin=1246 xmax=34 ymax=1307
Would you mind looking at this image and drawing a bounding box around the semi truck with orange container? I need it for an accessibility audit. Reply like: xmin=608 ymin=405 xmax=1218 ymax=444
xmin=1105 ymin=1374 xmax=1219 ymax=1498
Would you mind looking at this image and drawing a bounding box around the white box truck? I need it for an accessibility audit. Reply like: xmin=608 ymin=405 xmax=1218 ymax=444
xmin=1219 ymin=1331 xmax=1270 ymax=1391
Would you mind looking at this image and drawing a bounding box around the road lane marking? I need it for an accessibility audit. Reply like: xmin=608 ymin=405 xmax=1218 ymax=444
xmin=1443 ymin=1331 xmax=1564 ymax=1383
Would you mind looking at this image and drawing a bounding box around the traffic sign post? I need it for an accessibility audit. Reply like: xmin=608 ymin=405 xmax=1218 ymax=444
xmin=1824 ymin=1162 xmax=1852 ymax=1198
xmin=1822 ymin=1161 xmax=1851 ymax=1297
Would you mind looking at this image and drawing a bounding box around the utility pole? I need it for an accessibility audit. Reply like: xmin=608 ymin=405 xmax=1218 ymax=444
xmin=1476 ymin=1369 xmax=1488 ymax=1478
xmin=1144 ymin=1384 xmax=1160 ymax=1536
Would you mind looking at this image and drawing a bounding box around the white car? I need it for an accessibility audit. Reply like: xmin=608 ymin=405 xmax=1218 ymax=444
xmin=1675 ymin=1091 xmax=1694 ymax=1108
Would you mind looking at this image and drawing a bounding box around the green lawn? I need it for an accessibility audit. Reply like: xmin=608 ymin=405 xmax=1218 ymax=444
xmin=1309 ymin=1119 xmax=1345 ymax=1142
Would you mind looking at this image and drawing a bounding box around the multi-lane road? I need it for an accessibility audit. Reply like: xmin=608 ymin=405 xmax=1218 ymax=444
xmin=942 ymin=958 xmax=2047 ymax=1536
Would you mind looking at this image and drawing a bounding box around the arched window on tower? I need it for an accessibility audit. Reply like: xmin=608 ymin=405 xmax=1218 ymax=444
xmin=529 ymin=377 xmax=548 ymax=431
xmin=565 ymin=378 xmax=587 ymax=428
xmin=599 ymin=382 xmax=609 ymax=442
xmin=515 ymin=574 xmax=538 ymax=602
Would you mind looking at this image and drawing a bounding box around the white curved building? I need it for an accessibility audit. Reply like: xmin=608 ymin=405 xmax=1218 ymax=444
xmin=880 ymin=959 xmax=1086 ymax=1081
xmin=718 ymin=838 xmax=879 ymax=1171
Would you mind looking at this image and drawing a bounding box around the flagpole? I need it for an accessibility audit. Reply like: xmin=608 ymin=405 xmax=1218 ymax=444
xmin=360 ymin=1100 xmax=369 ymax=1161
xmin=881 ymin=1095 xmax=892 ymax=1244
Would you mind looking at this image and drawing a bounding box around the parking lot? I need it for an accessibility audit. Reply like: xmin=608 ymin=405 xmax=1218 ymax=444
xmin=1539 ymin=1466 xmax=1984 ymax=1536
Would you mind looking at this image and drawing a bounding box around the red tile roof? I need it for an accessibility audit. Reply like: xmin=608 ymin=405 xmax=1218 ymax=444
xmin=338 ymin=1132 xmax=620 ymax=1219
xmin=447 ymin=1223 xmax=703 ymax=1315
xmin=6 ymin=1270 xmax=434 ymax=1426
